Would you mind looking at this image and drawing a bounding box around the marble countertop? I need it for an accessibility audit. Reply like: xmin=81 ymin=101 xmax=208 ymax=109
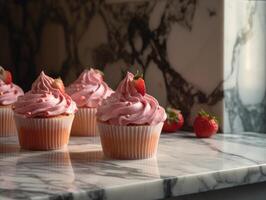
xmin=1 ymin=132 xmax=266 ymax=200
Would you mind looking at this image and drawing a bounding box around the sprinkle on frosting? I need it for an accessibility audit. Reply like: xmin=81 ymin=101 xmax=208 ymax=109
xmin=66 ymin=68 xmax=113 ymax=108
xmin=0 ymin=80 xmax=24 ymax=106
xmin=13 ymin=71 xmax=77 ymax=118
xmin=97 ymin=72 xmax=166 ymax=125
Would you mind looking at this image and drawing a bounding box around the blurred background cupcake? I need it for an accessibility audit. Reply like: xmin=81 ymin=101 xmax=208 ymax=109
xmin=66 ymin=68 xmax=113 ymax=137
xmin=0 ymin=66 xmax=24 ymax=137
xmin=97 ymin=72 xmax=166 ymax=160
xmin=13 ymin=71 xmax=77 ymax=150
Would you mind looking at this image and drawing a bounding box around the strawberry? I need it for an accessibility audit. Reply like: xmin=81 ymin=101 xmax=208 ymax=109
xmin=193 ymin=109 xmax=218 ymax=138
xmin=162 ymin=107 xmax=184 ymax=133
xmin=132 ymin=71 xmax=146 ymax=96
xmin=3 ymin=70 xmax=12 ymax=84
xmin=52 ymin=78 xmax=65 ymax=93
xmin=0 ymin=66 xmax=13 ymax=84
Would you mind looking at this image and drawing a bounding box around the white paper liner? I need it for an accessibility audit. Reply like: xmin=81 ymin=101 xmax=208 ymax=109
xmin=71 ymin=108 xmax=98 ymax=136
xmin=14 ymin=114 xmax=74 ymax=150
xmin=0 ymin=106 xmax=17 ymax=137
xmin=98 ymin=122 xmax=163 ymax=160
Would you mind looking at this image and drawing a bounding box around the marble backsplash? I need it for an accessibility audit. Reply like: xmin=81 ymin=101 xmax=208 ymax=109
xmin=0 ymin=0 xmax=265 ymax=132
xmin=224 ymin=0 xmax=266 ymax=133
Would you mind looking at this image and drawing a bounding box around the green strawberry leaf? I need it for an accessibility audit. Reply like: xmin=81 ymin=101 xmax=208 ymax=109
xmin=166 ymin=107 xmax=180 ymax=123
xmin=198 ymin=109 xmax=219 ymax=124
xmin=134 ymin=70 xmax=143 ymax=80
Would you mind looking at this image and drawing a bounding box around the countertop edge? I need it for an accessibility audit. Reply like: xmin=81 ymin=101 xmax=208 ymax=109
xmin=30 ymin=164 xmax=266 ymax=200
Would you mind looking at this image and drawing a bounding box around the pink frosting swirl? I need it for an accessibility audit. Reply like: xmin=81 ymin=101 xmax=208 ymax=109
xmin=97 ymin=72 xmax=166 ymax=125
xmin=66 ymin=69 xmax=113 ymax=108
xmin=0 ymin=80 xmax=24 ymax=106
xmin=14 ymin=71 xmax=77 ymax=118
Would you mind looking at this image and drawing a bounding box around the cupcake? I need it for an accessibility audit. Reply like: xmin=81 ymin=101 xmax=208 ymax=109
xmin=13 ymin=71 xmax=77 ymax=150
xmin=0 ymin=66 xmax=24 ymax=137
xmin=66 ymin=68 xmax=113 ymax=136
xmin=97 ymin=72 xmax=166 ymax=159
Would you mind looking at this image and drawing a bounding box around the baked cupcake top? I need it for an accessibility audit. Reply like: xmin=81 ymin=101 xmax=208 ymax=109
xmin=14 ymin=71 xmax=77 ymax=118
xmin=66 ymin=68 xmax=113 ymax=108
xmin=0 ymin=67 xmax=24 ymax=106
xmin=97 ymin=72 xmax=166 ymax=125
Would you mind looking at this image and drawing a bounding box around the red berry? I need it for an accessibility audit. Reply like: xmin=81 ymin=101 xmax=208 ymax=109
xmin=193 ymin=110 xmax=218 ymax=138
xmin=162 ymin=108 xmax=184 ymax=133
xmin=0 ymin=67 xmax=13 ymax=84
xmin=3 ymin=70 xmax=12 ymax=84
xmin=52 ymin=78 xmax=65 ymax=93
xmin=163 ymin=121 xmax=179 ymax=133
xmin=133 ymin=71 xmax=146 ymax=96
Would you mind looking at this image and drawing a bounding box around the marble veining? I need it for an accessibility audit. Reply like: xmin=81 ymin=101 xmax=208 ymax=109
xmin=0 ymin=0 xmax=223 ymax=130
xmin=1 ymin=132 xmax=266 ymax=200
xmin=223 ymin=0 xmax=266 ymax=133
xmin=0 ymin=0 xmax=265 ymax=133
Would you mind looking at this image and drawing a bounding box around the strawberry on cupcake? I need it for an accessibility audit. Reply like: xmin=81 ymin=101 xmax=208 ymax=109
xmin=0 ymin=66 xmax=24 ymax=137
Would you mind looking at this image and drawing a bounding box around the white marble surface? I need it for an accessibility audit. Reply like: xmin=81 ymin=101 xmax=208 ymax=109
xmin=223 ymin=0 xmax=266 ymax=133
xmin=1 ymin=132 xmax=266 ymax=200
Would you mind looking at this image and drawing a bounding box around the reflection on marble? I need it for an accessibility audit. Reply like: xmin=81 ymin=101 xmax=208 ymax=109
xmin=1 ymin=132 xmax=266 ymax=199
xmin=223 ymin=0 xmax=266 ymax=133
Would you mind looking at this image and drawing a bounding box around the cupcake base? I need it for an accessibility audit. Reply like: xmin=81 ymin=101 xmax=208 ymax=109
xmin=98 ymin=122 xmax=163 ymax=160
xmin=14 ymin=114 xmax=74 ymax=150
xmin=0 ymin=106 xmax=17 ymax=137
xmin=71 ymin=108 xmax=98 ymax=136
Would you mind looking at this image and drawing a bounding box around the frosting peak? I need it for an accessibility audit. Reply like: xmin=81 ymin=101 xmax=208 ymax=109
xmin=31 ymin=71 xmax=57 ymax=93
xmin=97 ymin=72 xmax=166 ymax=125
xmin=66 ymin=69 xmax=113 ymax=108
xmin=14 ymin=72 xmax=77 ymax=118
xmin=0 ymin=80 xmax=24 ymax=106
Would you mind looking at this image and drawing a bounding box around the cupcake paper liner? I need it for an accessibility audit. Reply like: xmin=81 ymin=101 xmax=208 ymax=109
xmin=0 ymin=106 xmax=17 ymax=137
xmin=71 ymin=108 xmax=98 ymax=136
xmin=14 ymin=114 xmax=74 ymax=150
xmin=98 ymin=122 xmax=163 ymax=160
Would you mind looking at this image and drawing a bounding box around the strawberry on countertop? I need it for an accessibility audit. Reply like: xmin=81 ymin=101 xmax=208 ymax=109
xmin=0 ymin=66 xmax=13 ymax=84
xmin=162 ymin=107 xmax=184 ymax=133
xmin=193 ymin=109 xmax=218 ymax=138
xmin=132 ymin=71 xmax=146 ymax=96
